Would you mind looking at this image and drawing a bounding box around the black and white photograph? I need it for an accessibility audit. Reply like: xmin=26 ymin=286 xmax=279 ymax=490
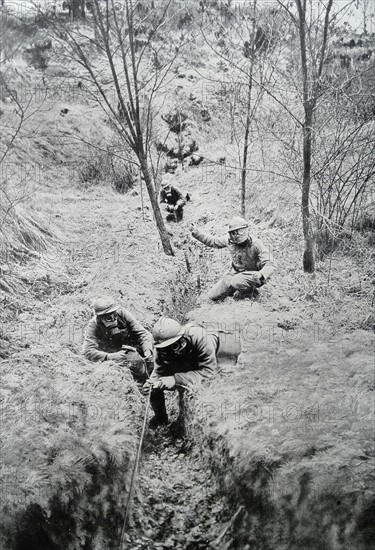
xmin=0 ymin=0 xmax=374 ymax=548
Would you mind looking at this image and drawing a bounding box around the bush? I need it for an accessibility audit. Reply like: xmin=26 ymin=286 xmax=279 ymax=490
xmin=78 ymin=149 xmax=136 ymax=193
xmin=29 ymin=45 xmax=48 ymax=69
xmin=109 ymin=156 xmax=137 ymax=194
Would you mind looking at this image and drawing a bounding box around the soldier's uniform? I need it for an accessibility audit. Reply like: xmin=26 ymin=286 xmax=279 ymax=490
xmin=191 ymin=225 xmax=275 ymax=300
xmin=83 ymin=301 xmax=167 ymax=419
xmin=159 ymin=184 xmax=187 ymax=222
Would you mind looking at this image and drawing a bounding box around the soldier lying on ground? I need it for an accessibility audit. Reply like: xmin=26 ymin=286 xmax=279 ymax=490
xmin=83 ymin=296 xmax=165 ymax=421
xmin=159 ymin=174 xmax=187 ymax=223
xmin=189 ymin=216 xmax=275 ymax=301
xmin=143 ymin=317 xmax=220 ymax=428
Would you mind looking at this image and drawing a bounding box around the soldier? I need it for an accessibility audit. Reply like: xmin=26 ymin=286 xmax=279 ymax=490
xmin=189 ymin=216 xmax=275 ymax=300
xmin=143 ymin=317 xmax=220 ymax=427
xmin=83 ymin=296 xmax=166 ymax=424
xmin=159 ymin=174 xmax=187 ymax=223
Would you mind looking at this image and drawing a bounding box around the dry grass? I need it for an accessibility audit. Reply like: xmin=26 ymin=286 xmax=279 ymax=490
xmin=0 ymin=199 xmax=63 ymax=322
xmin=187 ymin=324 xmax=375 ymax=550
xmin=0 ymin=344 xmax=141 ymax=549
xmin=0 ymin=11 xmax=373 ymax=549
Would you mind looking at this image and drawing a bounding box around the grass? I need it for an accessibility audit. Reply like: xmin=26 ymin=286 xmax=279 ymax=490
xmin=186 ymin=322 xmax=375 ymax=549
xmin=0 ymin=344 xmax=142 ymax=549
xmin=0 ymin=199 xmax=63 ymax=324
xmin=77 ymin=148 xmax=137 ymax=194
xmin=0 ymin=12 xmax=373 ymax=549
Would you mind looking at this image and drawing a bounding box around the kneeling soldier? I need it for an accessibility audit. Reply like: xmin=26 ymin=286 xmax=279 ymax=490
xmin=83 ymin=296 xmax=165 ymax=422
xmin=144 ymin=317 xmax=220 ymax=427
xmin=190 ymin=216 xmax=275 ymax=301
xmin=159 ymin=175 xmax=187 ymax=223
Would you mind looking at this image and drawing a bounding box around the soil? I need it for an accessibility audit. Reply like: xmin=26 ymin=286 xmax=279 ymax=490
xmin=124 ymin=428 xmax=227 ymax=550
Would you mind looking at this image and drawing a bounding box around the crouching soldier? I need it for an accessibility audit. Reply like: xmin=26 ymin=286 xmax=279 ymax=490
xmin=190 ymin=216 xmax=275 ymax=301
xmin=159 ymin=174 xmax=187 ymax=223
xmin=143 ymin=317 xmax=220 ymax=428
xmin=83 ymin=296 xmax=165 ymax=421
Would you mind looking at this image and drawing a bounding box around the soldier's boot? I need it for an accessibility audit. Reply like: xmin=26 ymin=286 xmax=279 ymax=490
xmin=149 ymin=389 xmax=169 ymax=428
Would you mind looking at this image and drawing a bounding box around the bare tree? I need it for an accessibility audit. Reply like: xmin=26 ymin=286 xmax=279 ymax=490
xmin=272 ymin=0 xmax=338 ymax=271
xmin=200 ymin=2 xmax=282 ymax=217
xmin=47 ymin=0 xmax=186 ymax=255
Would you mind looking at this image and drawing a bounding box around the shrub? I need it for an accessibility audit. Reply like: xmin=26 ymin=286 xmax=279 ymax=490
xmin=29 ymin=45 xmax=48 ymax=69
xmin=109 ymin=156 xmax=137 ymax=194
xmin=78 ymin=149 xmax=136 ymax=193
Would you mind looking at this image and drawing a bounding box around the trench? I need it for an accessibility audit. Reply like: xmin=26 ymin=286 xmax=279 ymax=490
xmin=120 ymin=263 xmax=240 ymax=549
xmin=123 ymin=415 xmax=230 ymax=549
xmin=1 ymin=189 xmax=245 ymax=550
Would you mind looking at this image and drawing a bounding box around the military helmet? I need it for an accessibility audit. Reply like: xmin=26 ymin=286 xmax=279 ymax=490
xmin=153 ymin=317 xmax=184 ymax=349
xmin=161 ymin=174 xmax=173 ymax=188
xmin=93 ymin=296 xmax=118 ymax=316
xmin=228 ymin=216 xmax=248 ymax=232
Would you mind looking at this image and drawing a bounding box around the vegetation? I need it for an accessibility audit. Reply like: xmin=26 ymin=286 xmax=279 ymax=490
xmin=0 ymin=0 xmax=374 ymax=548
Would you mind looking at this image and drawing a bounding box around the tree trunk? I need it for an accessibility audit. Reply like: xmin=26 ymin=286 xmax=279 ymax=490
xmin=301 ymin=108 xmax=315 ymax=272
xmin=139 ymin=155 xmax=174 ymax=256
xmin=241 ymin=75 xmax=253 ymax=217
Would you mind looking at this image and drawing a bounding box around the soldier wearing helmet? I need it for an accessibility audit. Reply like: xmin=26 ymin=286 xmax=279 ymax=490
xmin=83 ymin=295 xmax=158 ymax=391
xmin=189 ymin=216 xmax=275 ymax=301
xmin=143 ymin=317 xmax=220 ymax=427
xmin=159 ymin=174 xmax=187 ymax=223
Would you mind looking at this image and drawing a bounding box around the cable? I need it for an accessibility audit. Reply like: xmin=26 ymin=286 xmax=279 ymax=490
xmin=119 ymin=376 xmax=152 ymax=549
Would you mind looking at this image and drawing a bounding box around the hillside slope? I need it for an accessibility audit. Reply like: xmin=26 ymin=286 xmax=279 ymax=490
xmin=1 ymin=8 xmax=374 ymax=550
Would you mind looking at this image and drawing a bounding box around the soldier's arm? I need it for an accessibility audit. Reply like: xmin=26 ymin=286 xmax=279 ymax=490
xmin=191 ymin=227 xmax=228 ymax=249
xmin=159 ymin=189 xmax=166 ymax=203
xmin=83 ymin=320 xmax=108 ymax=362
xmin=174 ymin=187 xmax=186 ymax=208
xmin=150 ymin=357 xmax=169 ymax=379
xmin=119 ymin=309 xmax=153 ymax=357
xmin=254 ymin=238 xmax=276 ymax=280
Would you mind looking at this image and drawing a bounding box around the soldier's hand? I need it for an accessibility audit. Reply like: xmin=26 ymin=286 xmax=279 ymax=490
xmin=142 ymin=350 xmax=153 ymax=361
xmin=247 ymin=272 xmax=263 ymax=286
xmin=188 ymin=222 xmax=196 ymax=233
xmin=174 ymin=205 xmax=179 ymax=211
xmin=142 ymin=379 xmax=153 ymax=395
xmin=153 ymin=376 xmax=176 ymax=390
xmin=108 ymin=350 xmax=129 ymax=363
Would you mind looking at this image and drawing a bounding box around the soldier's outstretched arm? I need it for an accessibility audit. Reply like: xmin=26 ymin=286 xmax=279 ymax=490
xmin=189 ymin=225 xmax=228 ymax=249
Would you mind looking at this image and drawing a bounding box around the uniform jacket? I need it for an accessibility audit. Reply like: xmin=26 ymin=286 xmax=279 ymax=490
xmin=152 ymin=323 xmax=219 ymax=386
xmin=83 ymin=308 xmax=153 ymax=362
xmin=159 ymin=185 xmax=186 ymax=208
xmin=191 ymin=227 xmax=275 ymax=280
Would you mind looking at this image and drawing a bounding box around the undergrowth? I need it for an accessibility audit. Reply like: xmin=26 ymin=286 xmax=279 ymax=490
xmin=187 ymin=332 xmax=375 ymax=550
xmin=0 ymin=199 xmax=62 ymax=324
xmin=0 ymin=345 xmax=141 ymax=549
xmin=78 ymin=148 xmax=137 ymax=194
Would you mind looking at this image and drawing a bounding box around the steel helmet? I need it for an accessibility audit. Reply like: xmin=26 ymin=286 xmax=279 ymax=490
xmin=153 ymin=317 xmax=184 ymax=348
xmin=161 ymin=174 xmax=174 ymax=188
xmin=93 ymin=296 xmax=118 ymax=316
xmin=228 ymin=216 xmax=248 ymax=232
